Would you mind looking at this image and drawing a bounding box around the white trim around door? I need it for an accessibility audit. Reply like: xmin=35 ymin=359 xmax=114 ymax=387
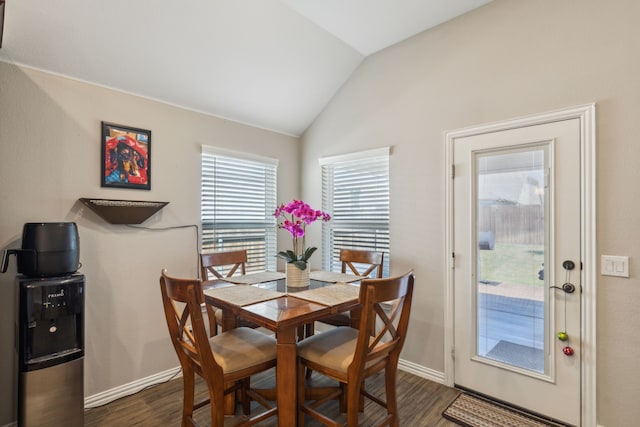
xmin=444 ymin=103 xmax=596 ymax=427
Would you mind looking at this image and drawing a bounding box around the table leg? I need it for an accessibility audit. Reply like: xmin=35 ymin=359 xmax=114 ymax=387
xmin=277 ymin=327 xmax=298 ymax=427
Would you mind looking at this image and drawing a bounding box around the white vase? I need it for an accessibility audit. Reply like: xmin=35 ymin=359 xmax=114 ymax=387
xmin=286 ymin=262 xmax=310 ymax=288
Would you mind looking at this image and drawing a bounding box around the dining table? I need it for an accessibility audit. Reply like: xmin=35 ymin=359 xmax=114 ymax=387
xmin=203 ymin=270 xmax=362 ymax=427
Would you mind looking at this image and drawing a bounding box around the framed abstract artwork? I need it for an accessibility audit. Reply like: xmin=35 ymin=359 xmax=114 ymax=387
xmin=101 ymin=121 xmax=151 ymax=190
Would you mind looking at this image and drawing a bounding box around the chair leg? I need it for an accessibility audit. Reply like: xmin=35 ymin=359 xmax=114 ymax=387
xmin=297 ymin=359 xmax=306 ymax=427
xmin=385 ymin=366 xmax=399 ymax=427
xmin=339 ymin=383 xmax=347 ymax=413
xmin=210 ymin=382 xmax=226 ymax=427
xmin=181 ymin=368 xmax=196 ymax=427
xmin=305 ymin=322 xmax=315 ymax=338
xmin=346 ymin=380 xmax=361 ymax=427
xmin=304 ymin=323 xmax=315 ymax=379
xmin=241 ymin=378 xmax=251 ymax=415
xmin=206 ymin=305 xmax=218 ymax=337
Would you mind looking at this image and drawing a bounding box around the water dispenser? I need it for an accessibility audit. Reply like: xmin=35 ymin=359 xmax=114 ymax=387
xmin=17 ymin=274 xmax=84 ymax=427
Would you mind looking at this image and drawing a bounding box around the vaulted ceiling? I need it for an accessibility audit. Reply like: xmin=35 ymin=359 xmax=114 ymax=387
xmin=0 ymin=0 xmax=491 ymax=136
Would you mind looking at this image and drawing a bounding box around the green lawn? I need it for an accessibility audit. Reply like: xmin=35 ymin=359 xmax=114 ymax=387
xmin=478 ymin=242 xmax=544 ymax=287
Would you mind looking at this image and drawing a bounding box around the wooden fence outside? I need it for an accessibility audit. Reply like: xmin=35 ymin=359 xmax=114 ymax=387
xmin=478 ymin=205 xmax=544 ymax=245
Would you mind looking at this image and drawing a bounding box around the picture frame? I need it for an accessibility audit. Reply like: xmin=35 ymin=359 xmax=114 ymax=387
xmin=101 ymin=121 xmax=151 ymax=190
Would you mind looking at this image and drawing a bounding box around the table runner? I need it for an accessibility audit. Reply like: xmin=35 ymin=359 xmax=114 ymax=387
xmin=291 ymin=283 xmax=360 ymax=306
xmin=204 ymin=285 xmax=284 ymax=306
xmin=219 ymin=271 xmax=285 ymax=285
xmin=309 ymin=271 xmax=361 ymax=283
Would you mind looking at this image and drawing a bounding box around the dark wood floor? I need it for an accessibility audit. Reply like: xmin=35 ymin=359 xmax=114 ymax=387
xmin=84 ymin=368 xmax=462 ymax=426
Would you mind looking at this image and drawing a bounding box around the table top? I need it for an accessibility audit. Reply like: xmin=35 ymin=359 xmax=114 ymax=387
xmin=203 ymin=274 xmax=361 ymax=331
xmin=217 ymin=270 xmax=286 ymax=285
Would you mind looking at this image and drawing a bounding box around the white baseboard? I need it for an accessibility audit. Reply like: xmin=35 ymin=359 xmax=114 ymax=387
xmin=398 ymin=358 xmax=446 ymax=384
xmin=11 ymin=360 xmax=605 ymax=426
xmin=84 ymin=366 xmax=181 ymax=409
xmin=84 ymin=360 xmax=443 ymax=410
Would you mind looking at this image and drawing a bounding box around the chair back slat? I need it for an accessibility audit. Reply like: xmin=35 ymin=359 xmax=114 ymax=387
xmin=340 ymin=249 xmax=384 ymax=278
xmin=160 ymin=270 xmax=223 ymax=378
xmin=351 ymin=272 xmax=414 ymax=375
xmin=199 ymin=250 xmax=248 ymax=336
xmin=200 ymin=250 xmax=248 ymax=280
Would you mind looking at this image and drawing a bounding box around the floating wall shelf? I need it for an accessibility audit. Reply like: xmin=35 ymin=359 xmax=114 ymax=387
xmin=79 ymin=198 xmax=169 ymax=224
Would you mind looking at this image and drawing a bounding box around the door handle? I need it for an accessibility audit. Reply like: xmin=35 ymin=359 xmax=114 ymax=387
xmin=550 ymin=259 xmax=576 ymax=293
xmin=550 ymin=283 xmax=575 ymax=293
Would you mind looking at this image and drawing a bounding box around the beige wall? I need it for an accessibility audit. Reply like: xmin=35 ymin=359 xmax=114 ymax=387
xmin=0 ymin=62 xmax=299 ymax=424
xmin=2 ymin=1 xmax=640 ymax=425
xmin=301 ymin=1 xmax=640 ymax=426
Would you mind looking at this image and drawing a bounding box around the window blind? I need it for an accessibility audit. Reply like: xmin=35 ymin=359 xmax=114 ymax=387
xmin=201 ymin=147 xmax=277 ymax=273
xmin=320 ymin=148 xmax=390 ymax=276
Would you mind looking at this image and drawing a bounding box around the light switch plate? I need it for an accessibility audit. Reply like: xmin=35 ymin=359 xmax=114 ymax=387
xmin=601 ymin=255 xmax=629 ymax=277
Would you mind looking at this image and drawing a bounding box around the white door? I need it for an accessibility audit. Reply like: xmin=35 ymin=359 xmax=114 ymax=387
xmin=451 ymin=118 xmax=582 ymax=425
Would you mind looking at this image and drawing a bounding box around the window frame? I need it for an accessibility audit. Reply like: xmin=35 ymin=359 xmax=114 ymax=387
xmin=320 ymin=147 xmax=390 ymax=277
xmin=200 ymin=145 xmax=278 ymax=274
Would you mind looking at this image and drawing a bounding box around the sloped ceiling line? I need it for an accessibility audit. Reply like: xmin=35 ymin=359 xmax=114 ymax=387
xmin=0 ymin=0 xmax=491 ymax=136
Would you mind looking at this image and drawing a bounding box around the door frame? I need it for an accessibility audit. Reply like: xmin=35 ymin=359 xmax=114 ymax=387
xmin=444 ymin=104 xmax=596 ymax=426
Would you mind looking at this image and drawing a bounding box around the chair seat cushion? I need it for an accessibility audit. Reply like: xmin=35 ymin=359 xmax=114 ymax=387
xmin=210 ymin=327 xmax=277 ymax=374
xmin=297 ymin=327 xmax=359 ymax=374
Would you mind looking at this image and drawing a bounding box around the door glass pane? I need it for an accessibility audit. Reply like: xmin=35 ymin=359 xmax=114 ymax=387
xmin=475 ymin=146 xmax=547 ymax=373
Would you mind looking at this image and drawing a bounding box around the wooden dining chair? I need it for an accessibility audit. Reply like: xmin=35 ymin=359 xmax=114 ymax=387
xmin=318 ymin=249 xmax=385 ymax=328
xmin=340 ymin=249 xmax=384 ymax=279
xmin=200 ymin=250 xmax=248 ymax=280
xmin=200 ymin=250 xmax=253 ymax=335
xmin=297 ymin=271 xmax=414 ymax=427
xmin=159 ymin=270 xmax=278 ymax=427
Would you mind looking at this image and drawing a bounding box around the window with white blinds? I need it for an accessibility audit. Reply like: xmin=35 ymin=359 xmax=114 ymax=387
xmin=201 ymin=146 xmax=278 ymax=273
xmin=320 ymin=147 xmax=390 ymax=277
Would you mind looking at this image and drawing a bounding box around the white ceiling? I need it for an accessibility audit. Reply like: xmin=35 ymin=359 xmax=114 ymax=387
xmin=0 ymin=0 xmax=491 ymax=136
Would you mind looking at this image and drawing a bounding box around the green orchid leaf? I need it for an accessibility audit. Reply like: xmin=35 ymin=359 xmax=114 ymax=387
xmin=286 ymin=249 xmax=297 ymax=258
xmin=276 ymin=250 xmax=296 ymax=263
xmin=293 ymin=260 xmax=308 ymax=270
xmin=303 ymin=246 xmax=317 ymax=260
